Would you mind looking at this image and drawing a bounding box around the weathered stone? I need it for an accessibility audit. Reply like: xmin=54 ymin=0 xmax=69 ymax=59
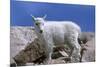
xmin=10 ymin=27 xmax=37 ymax=65
xmin=81 ymin=38 xmax=95 ymax=62
xmin=10 ymin=27 xmax=95 ymax=65
xmin=78 ymin=32 xmax=95 ymax=44
xmin=14 ymin=38 xmax=45 ymax=65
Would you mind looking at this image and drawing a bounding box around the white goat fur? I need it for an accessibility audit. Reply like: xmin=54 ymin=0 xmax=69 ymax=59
xmin=32 ymin=17 xmax=81 ymax=63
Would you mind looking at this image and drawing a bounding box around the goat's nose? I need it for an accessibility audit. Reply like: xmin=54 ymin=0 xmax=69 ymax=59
xmin=40 ymin=30 xmax=43 ymax=33
xmin=36 ymin=23 xmax=38 ymax=25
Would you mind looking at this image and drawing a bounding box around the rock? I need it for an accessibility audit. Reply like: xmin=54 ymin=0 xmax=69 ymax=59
xmin=10 ymin=27 xmax=95 ymax=65
xmin=10 ymin=58 xmax=17 ymax=67
xmin=25 ymin=63 xmax=34 ymax=66
xmin=59 ymin=51 xmax=68 ymax=57
xmin=51 ymin=58 xmax=66 ymax=64
xmin=52 ymin=46 xmax=69 ymax=59
xmin=14 ymin=38 xmax=45 ymax=65
xmin=78 ymin=32 xmax=95 ymax=44
xmin=51 ymin=57 xmax=72 ymax=64
xmin=81 ymin=38 xmax=95 ymax=62
xmin=10 ymin=27 xmax=37 ymax=64
xmin=78 ymin=32 xmax=95 ymax=62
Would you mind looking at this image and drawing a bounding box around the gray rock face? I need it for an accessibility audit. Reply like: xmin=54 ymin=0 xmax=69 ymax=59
xmin=78 ymin=32 xmax=95 ymax=44
xmin=10 ymin=26 xmax=95 ymax=66
xmin=14 ymin=38 xmax=46 ymax=65
xmin=78 ymin=32 xmax=95 ymax=62
xmin=81 ymin=38 xmax=95 ymax=62
xmin=10 ymin=27 xmax=37 ymax=64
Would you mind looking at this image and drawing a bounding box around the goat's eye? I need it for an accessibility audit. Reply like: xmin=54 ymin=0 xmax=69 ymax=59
xmin=35 ymin=22 xmax=40 ymax=26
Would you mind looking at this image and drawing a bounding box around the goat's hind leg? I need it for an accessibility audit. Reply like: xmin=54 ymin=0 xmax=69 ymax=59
xmin=44 ymin=43 xmax=53 ymax=64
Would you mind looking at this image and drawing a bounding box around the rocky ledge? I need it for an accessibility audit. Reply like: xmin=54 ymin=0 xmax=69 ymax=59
xmin=10 ymin=26 xmax=95 ymax=66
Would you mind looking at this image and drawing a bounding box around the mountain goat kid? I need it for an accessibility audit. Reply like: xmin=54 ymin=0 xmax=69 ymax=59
xmin=31 ymin=15 xmax=81 ymax=64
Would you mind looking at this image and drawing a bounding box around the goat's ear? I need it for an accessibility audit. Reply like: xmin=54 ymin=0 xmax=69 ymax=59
xmin=43 ymin=14 xmax=47 ymax=19
xmin=30 ymin=14 xmax=35 ymax=21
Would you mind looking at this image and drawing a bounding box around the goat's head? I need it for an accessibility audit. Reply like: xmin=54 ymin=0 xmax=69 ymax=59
xmin=31 ymin=15 xmax=47 ymax=34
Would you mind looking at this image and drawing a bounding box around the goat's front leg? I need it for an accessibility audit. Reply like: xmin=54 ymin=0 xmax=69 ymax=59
xmin=44 ymin=43 xmax=53 ymax=64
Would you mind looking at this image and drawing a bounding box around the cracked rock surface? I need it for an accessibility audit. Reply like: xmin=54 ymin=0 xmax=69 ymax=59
xmin=10 ymin=27 xmax=95 ymax=66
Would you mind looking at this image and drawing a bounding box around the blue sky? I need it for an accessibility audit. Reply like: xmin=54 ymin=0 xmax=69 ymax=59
xmin=10 ymin=1 xmax=95 ymax=32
